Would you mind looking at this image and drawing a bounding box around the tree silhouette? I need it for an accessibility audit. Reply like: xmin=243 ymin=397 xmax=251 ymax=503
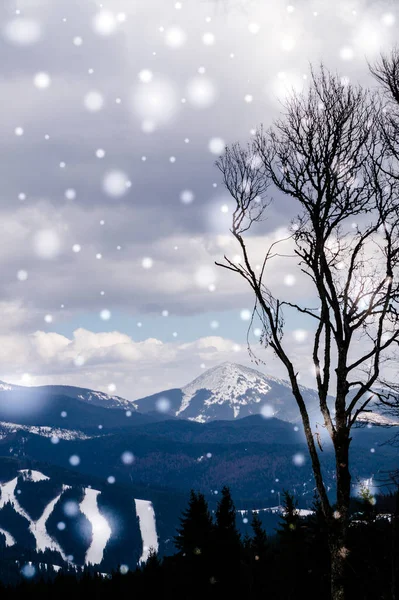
xmin=248 ymin=511 xmax=269 ymax=595
xmin=277 ymin=491 xmax=301 ymax=539
xmin=214 ymin=486 xmax=241 ymax=548
xmin=173 ymin=490 xmax=213 ymax=557
xmin=212 ymin=486 xmax=242 ymax=590
xmin=215 ymin=64 xmax=399 ymax=600
xmin=250 ymin=511 xmax=267 ymax=559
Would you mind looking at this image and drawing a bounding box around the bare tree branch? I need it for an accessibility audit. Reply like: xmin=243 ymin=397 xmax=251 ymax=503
xmin=216 ymin=63 xmax=399 ymax=599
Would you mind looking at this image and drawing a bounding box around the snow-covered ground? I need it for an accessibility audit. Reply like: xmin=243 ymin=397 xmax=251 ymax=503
xmin=19 ymin=469 xmax=50 ymax=482
xmin=357 ymin=412 xmax=399 ymax=426
xmin=79 ymin=488 xmax=112 ymax=565
xmin=0 ymin=473 xmax=69 ymax=560
xmin=33 ymin=488 xmax=69 ymax=559
xmin=0 ymin=422 xmax=91 ymax=441
xmin=238 ymin=506 xmax=314 ymax=517
xmin=0 ymin=527 xmax=15 ymax=546
xmin=135 ymin=499 xmax=159 ymax=562
xmin=0 ymin=471 xmax=158 ymax=566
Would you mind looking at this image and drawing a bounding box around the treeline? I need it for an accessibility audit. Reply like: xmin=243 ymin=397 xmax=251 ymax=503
xmin=0 ymin=486 xmax=397 ymax=599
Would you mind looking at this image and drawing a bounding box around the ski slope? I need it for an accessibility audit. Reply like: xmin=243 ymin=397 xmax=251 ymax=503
xmin=135 ymin=499 xmax=159 ymax=562
xmin=80 ymin=488 xmax=112 ymax=565
xmin=0 ymin=471 xmax=158 ymax=566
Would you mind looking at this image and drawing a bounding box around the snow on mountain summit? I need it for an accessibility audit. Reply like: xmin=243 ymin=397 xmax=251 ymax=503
xmin=132 ymin=361 xmax=322 ymax=423
xmin=168 ymin=362 xmax=319 ymax=423
xmin=182 ymin=362 xmax=274 ymax=399
xmin=130 ymin=361 xmax=323 ymax=423
xmin=178 ymin=362 xmax=278 ymax=419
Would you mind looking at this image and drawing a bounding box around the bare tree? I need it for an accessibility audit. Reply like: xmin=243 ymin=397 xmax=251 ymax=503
xmin=215 ymin=66 xmax=399 ymax=600
xmin=369 ymin=50 xmax=399 ymax=442
xmin=370 ymin=48 xmax=399 ymax=176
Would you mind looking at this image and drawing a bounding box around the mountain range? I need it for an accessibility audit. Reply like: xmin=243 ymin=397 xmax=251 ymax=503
xmin=131 ymin=362 xmax=324 ymax=423
xmin=0 ymin=362 xmax=396 ymax=574
xmin=1 ymin=362 xmax=393 ymax=427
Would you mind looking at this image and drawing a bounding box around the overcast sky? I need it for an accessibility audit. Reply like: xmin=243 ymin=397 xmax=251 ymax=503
xmin=0 ymin=0 xmax=397 ymax=399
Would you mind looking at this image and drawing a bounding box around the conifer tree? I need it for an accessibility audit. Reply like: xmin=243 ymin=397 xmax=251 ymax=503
xmin=277 ymin=491 xmax=302 ymax=539
xmin=173 ymin=490 xmax=213 ymax=557
xmin=144 ymin=548 xmax=161 ymax=570
xmin=249 ymin=511 xmax=269 ymax=596
xmin=242 ymin=531 xmax=251 ymax=553
xmin=213 ymin=486 xmax=242 ymax=590
xmin=140 ymin=548 xmax=163 ymax=595
xmin=305 ymin=494 xmax=330 ymax=597
xmin=250 ymin=511 xmax=268 ymax=559
xmin=214 ymin=486 xmax=241 ymax=548
xmin=276 ymin=491 xmax=308 ymax=597
xmin=355 ymin=485 xmax=377 ymax=523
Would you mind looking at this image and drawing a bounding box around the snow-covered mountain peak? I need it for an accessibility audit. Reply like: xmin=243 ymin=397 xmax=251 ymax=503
xmin=181 ymin=362 xmax=273 ymax=405
xmin=178 ymin=362 xmax=293 ymax=420
xmin=132 ymin=361 xmax=309 ymax=423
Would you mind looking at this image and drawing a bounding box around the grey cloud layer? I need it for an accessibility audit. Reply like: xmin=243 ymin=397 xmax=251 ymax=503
xmin=0 ymin=0 xmax=396 ymax=392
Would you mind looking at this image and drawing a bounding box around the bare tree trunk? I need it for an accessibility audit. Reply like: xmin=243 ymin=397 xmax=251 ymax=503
xmin=216 ymin=63 xmax=399 ymax=600
xmin=329 ymin=434 xmax=351 ymax=600
xmin=329 ymin=534 xmax=347 ymax=600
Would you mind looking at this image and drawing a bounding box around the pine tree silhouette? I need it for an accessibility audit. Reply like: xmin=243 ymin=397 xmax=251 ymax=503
xmin=249 ymin=511 xmax=269 ymax=596
xmin=173 ymin=490 xmax=213 ymax=557
xmin=277 ymin=490 xmax=301 ymax=538
xmin=213 ymin=486 xmax=242 ymax=591
xmin=144 ymin=547 xmax=161 ymax=571
xmin=214 ymin=486 xmax=241 ymax=547
xmin=305 ymin=494 xmax=330 ymax=597
xmin=276 ymin=490 xmax=308 ymax=597
xmin=250 ymin=511 xmax=268 ymax=559
xmin=355 ymin=484 xmax=377 ymax=523
xmin=172 ymin=490 xmax=215 ymax=594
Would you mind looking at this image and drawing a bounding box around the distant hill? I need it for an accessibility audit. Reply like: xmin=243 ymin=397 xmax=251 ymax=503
xmin=0 ymin=387 xmax=166 ymax=435
xmin=0 ymin=380 xmax=133 ymax=409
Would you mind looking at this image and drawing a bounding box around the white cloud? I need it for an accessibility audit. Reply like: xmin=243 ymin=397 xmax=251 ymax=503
xmin=0 ymin=328 xmax=254 ymax=398
xmin=0 ymin=0 xmax=397 ymax=391
xmin=0 ymin=321 xmax=394 ymax=402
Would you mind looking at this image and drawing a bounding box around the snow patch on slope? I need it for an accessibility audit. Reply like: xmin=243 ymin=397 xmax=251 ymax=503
xmin=0 ymin=421 xmax=91 ymax=440
xmin=135 ymin=499 xmax=158 ymax=563
xmin=0 ymin=382 xmax=17 ymax=391
xmin=34 ymin=489 xmax=69 ymax=559
xmin=356 ymin=412 xmax=399 ymax=426
xmin=79 ymin=488 xmax=112 ymax=565
xmin=0 ymin=527 xmax=15 ymax=546
xmin=238 ymin=506 xmax=314 ymax=517
xmin=19 ymin=469 xmax=49 ymax=482
xmin=178 ymin=362 xmax=274 ymax=419
xmin=0 ymin=379 xmax=134 ymax=410
xmin=0 ymin=471 xmax=159 ymax=566
xmin=0 ymin=474 xmax=69 ymax=560
xmin=76 ymin=390 xmax=133 ymax=409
